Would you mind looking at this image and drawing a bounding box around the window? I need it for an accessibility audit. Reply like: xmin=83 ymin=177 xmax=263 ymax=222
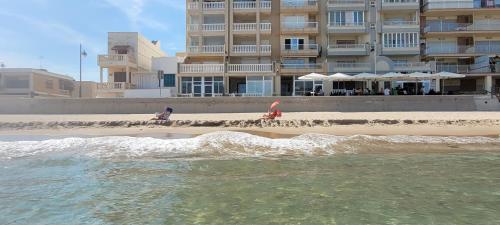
xmin=4 ymin=76 xmax=30 ymax=89
xmin=382 ymin=32 xmax=418 ymax=48
xmin=246 ymin=76 xmax=273 ymax=96
xmin=333 ymin=11 xmax=346 ymax=26
xmin=163 ymin=74 xmax=175 ymax=87
xmin=285 ymin=38 xmax=304 ymax=50
xmin=353 ymin=11 xmax=364 ymax=25
xmin=294 ymin=76 xmax=323 ymax=96
xmin=180 ymin=76 xmax=224 ymax=97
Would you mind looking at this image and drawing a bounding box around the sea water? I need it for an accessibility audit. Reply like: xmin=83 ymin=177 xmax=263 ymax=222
xmin=1 ymin=132 xmax=500 ymax=224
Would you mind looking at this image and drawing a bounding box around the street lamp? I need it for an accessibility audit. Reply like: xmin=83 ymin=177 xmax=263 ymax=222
xmin=79 ymin=44 xmax=87 ymax=98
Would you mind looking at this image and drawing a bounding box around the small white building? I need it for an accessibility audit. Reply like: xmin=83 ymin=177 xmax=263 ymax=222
xmin=97 ymin=32 xmax=178 ymax=98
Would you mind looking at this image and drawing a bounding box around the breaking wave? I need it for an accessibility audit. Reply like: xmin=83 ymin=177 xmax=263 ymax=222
xmin=1 ymin=132 xmax=499 ymax=160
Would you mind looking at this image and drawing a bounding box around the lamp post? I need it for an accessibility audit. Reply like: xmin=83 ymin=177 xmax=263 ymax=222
xmin=79 ymin=44 xmax=87 ymax=98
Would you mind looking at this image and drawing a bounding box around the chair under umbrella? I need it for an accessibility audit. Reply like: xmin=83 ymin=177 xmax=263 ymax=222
xmin=298 ymin=73 xmax=328 ymax=80
xmin=328 ymin=73 xmax=354 ymax=95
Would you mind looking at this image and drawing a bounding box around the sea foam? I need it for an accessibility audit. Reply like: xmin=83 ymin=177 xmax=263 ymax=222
xmin=0 ymin=132 xmax=499 ymax=160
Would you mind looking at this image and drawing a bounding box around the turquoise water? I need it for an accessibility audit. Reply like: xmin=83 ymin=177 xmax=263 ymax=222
xmin=1 ymin=132 xmax=500 ymax=224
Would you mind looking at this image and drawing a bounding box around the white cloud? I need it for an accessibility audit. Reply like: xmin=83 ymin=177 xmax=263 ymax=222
xmin=103 ymin=0 xmax=169 ymax=30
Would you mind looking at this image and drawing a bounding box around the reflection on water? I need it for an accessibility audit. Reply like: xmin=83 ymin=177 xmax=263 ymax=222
xmin=1 ymin=152 xmax=500 ymax=224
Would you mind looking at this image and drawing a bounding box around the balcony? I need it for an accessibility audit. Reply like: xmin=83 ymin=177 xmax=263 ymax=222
xmin=260 ymin=0 xmax=272 ymax=10
xmin=328 ymin=0 xmax=366 ymax=10
xmin=233 ymin=23 xmax=257 ymax=33
xmin=228 ymin=64 xmax=274 ymax=73
xmin=280 ymin=63 xmax=324 ymax=74
xmin=436 ymin=64 xmax=500 ymax=74
xmin=328 ymin=44 xmax=369 ymax=56
xmin=328 ymin=22 xmax=367 ymax=33
xmin=232 ymin=45 xmax=257 ymax=55
xmin=382 ymin=43 xmax=420 ymax=55
xmin=281 ymin=44 xmax=320 ymax=56
xmin=330 ymin=62 xmax=371 ymax=73
xmin=393 ymin=62 xmax=432 ymax=72
xmin=233 ymin=1 xmax=256 ymax=10
xmin=98 ymin=54 xmax=135 ymax=67
xmin=179 ymin=64 xmax=225 ymax=74
xmin=381 ymin=0 xmax=419 ymax=10
xmin=260 ymin=45 xmax=272 ymax=55
xmin=281 ymin=22 xmax=319 ymax=34
xmin=260 ymin=23 xmax=272 ymax=32
xmin=425 ymin=45 xmax=500 ymax=56
xmin=423 ymin=0 xmax=474 ymax=11
xmin=187 ymin=45 xmax=225 ymax=55
xmin=97 ymin=82 xmax=136 ymax=90
xmin=383 ymin=21 xmax=419 ymax=31
xmin=424 ymin=21 xmax=500 ymax=33
xmin=188 ymin=2 xmax=225 ymax=11
xmin=188 ymin=24 xmax=225 ymax=33
xmin=281 ymin=0 xmax=318 ymax=12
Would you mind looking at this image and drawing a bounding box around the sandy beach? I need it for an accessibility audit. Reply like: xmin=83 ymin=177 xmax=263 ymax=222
xmin=0 ymin=112 xmax=499 ymax=137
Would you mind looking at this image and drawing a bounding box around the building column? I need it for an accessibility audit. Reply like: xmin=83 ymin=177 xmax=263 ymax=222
xmin=274 ymin=75 xmax=281 ymax=96
xmin=434 ymin=79 xmax=441 ymax=92
xmin=484 ymin=75 xmax=493 ymax=94
xmin=99 ymin=67 xmax=103 ymax=83
xmin=377 ymin=81 xmax=384 ymax=93
xmin=125 ymin=66 xmax=130 ymax=83
xmin=367 ymin=80 xmax=373 ymax=91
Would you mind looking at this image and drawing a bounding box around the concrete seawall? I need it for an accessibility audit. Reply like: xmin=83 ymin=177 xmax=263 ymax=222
xmin=0 ymin=96 xmax=498 ymax=114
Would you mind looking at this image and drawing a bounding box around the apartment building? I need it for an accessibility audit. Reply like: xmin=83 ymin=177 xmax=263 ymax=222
xmin=97 ymin=32 xmax=178 ymax=98
xmin=0 ymin=68 xmax=75 ymax=98
xmin=421 ymin=0 xmax=500 ymax=94
xmin=182 ymin=0 xmax=499 ymax=96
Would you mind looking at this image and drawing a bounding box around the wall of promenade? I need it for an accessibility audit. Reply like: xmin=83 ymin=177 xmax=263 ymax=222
xmin=0 ymin=96 xmax=498 ymax=114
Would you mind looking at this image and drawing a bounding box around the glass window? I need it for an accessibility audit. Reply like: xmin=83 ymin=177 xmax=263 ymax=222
xmin=163 ymin=74 xmax=175 ymax=87
xmin=4 ymin=76 xmax=30 ymax=89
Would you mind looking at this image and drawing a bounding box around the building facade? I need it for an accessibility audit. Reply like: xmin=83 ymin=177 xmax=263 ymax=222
xmin=97 ymin=32 xmax=178 ymax=98
xmin=0 ymin=68 xmax=75 ymax=98
xmin=181 ymin=0 xmax=499 ymax=96
xmin=421 ymin=0 xmax=500 ymax=94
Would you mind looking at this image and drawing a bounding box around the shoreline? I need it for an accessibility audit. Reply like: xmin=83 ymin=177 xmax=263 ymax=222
xmin=1 ymin=112 xmax=499 ymax=137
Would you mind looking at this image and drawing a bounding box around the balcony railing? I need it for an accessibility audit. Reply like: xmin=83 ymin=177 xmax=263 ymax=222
xmin=260 ymin=45 xmax=271 ymax=54
xmin=330 ymin=62 xmax=372 ymax=73
xmin=328 ymin=0 xmax=366 ymax=7
xmin=98 ymin=82 xmax=135 ymax=90
xmin=382 ymin=0 xmax=419 ymax=8
xmin=260 ymin=23 xmax=272 ymax=31
xmin=232 ymin=45 xmax=257 ymax=53
xmin=187 ymin=45 xmax=225 ymax=54
xmin=281 ymin=0 xmax=318 ymax=10
xmin=188 ymin=2 xmax=226 ymax=10
xmin=424 ymin=21 xmax=500 ymax=32
xmin=281 ymin=63 xmax=324 ymax=73
xmin=328 ymin=44 xmax=369 ymax=55
xmin=188 ymin=24 xmax=225 ymax=32
xmin=383 ymin=21 xmax=419 ymax=26
xmin=383 ymin=43 xmax=419 ymax=48
xmin=260 ymin=0 xmax=272 ymax=9
xmin=425 ymin=45 xmax=500 ymax=55
xmin=233 ymin=23 xmax=257 ymax=32
xmin=282 ymin=44 xmax=320 ymax=55
xmin=98 ymin=54 xmax=132 ymax=67
xmin=180 ymin=64 xmax=225 ymax=73
xmin=328 ymin=22 xmax=367 ymax=32
xmin=228 ymin=64 xmax=274 ymax=73
xmin=282 ymin=22 xmax=318 ymax=32
xmin=233 ymin=1 xmax=256 ymax=9
xmin=393 ymin=62 xmax=431 ymax=72
xmin=436 ymin=64 xmax=500 ymax=74
xmin=423 ymin=0 xmax=474 ymax=10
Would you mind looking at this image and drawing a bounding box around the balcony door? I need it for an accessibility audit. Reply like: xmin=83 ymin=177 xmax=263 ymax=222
xmin=114 ymin=72 xmax=126 ymax=82
xmin=285 ymin=38 xmax=304 ymax=50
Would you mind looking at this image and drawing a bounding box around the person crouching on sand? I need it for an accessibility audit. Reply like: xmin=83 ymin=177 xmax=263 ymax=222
xmin=154 ymin=106 xmax=173 ymax=121
xmin=262 ymin=99 xmax=282 ymax=120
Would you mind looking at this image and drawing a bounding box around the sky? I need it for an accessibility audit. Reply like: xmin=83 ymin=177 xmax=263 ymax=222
xmin=0 ymin=0 xmax=186 ymax=81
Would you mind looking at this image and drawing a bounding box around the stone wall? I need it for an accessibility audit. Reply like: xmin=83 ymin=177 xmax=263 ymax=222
xmin=0 ymin=96 xmax=498 ymax=114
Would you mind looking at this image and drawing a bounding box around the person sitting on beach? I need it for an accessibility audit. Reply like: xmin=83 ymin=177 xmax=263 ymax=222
xmin=262 ymin=99 xmax=282 ymax=120
xmin=154 ymin=106 xmax=173 ymax=121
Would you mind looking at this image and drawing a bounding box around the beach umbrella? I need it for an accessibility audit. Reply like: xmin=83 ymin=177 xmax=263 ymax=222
xmin=381 ymin=72 xmax=408 ymax=80
xmin=298 ymin=73 xmax=328 ymax=80
xmin=353 ymin=72 xmax=379 ymax=81
xmin=408 ymin=72 xmax=435 ymax=94
xmin=328 ymin=73 xmax=353 ymax=81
